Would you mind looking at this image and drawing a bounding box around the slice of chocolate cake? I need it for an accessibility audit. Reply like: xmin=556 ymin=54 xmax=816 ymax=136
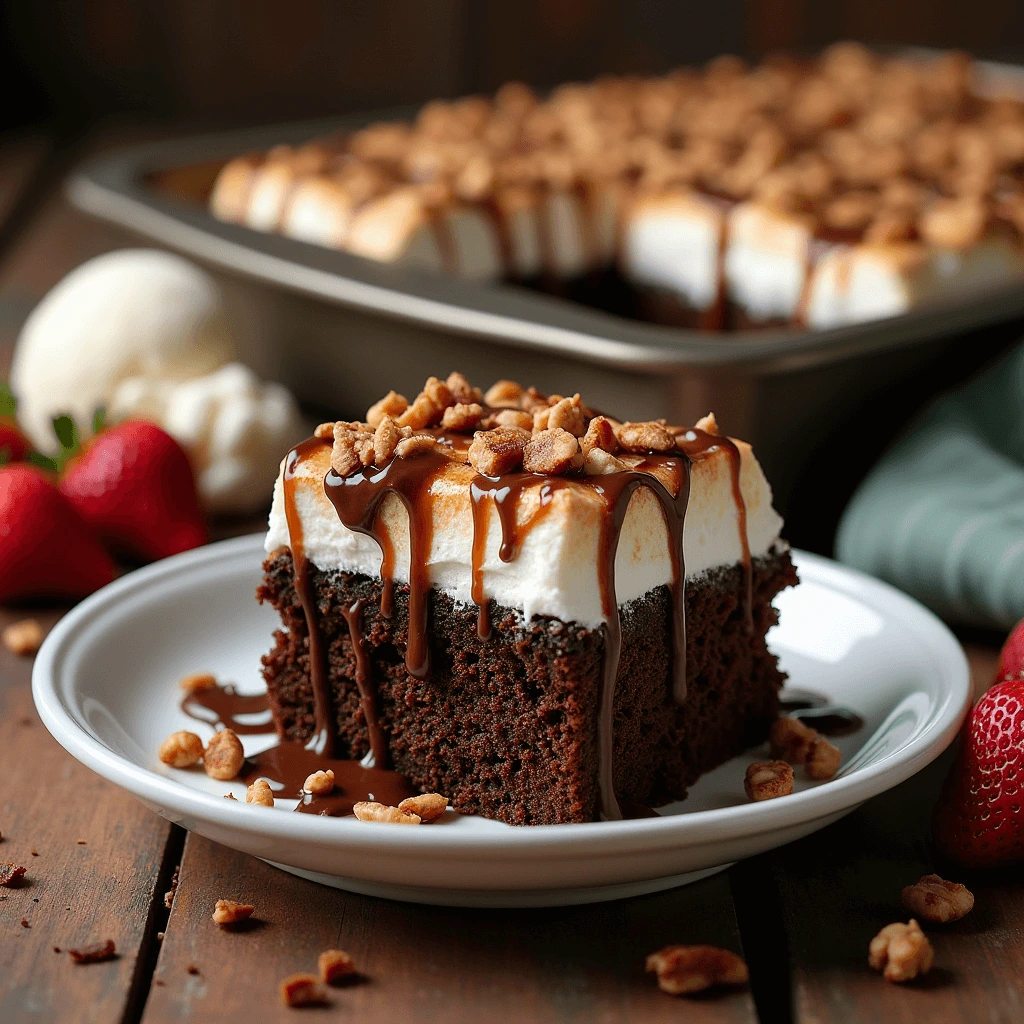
xmin=257 ymin=373 xmax=797 ymax=825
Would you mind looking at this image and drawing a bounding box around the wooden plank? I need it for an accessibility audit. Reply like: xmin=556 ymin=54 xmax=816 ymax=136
xmin=772 ymin=643 xmax=1024 ymax=1023
xmin=0 ymin=607 xmax=177 ymax=1024
xmin=143 ymin=833 xmax=757 ymax=1023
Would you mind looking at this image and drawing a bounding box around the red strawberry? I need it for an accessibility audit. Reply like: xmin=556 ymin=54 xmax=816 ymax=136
xmin=934 ymin=678 xmax=1024 ymax=868
xmin=0 ymin=417 xmax=29 ymax=462
xmin=59 ymin=421 xmax=208 ymax=563
xmin=0 ymin=464 xmax=115 ymax=602
xmin=996 ymin=617 xmax=1024 ymax=682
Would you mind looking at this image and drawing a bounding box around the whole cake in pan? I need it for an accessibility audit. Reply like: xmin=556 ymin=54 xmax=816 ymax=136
xmin=257 ymin=372 xmax=797 ymax=824
xmin=212 ymin=43 xmax=1024 ymax=332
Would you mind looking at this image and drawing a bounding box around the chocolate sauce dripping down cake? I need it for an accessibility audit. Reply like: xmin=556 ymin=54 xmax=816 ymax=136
xmin=258 ymin=374 xmax=797 ymax=824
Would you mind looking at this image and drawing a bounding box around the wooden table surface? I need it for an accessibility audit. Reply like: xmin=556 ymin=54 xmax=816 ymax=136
xmin=1 ymin=133 xmax=1022 ymax=1024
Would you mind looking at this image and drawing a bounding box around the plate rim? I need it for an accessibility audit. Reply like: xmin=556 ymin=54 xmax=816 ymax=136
xmin=32 ymin=534 xmax=971 ymax=859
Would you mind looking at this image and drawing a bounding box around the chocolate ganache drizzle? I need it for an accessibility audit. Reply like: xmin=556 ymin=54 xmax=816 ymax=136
xmin=278 ymin=416 xmax=751 ymax=822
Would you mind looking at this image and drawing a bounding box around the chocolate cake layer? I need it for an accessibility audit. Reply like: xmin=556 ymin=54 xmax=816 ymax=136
xmin=257 ymin=547 xmax=797 ymax=825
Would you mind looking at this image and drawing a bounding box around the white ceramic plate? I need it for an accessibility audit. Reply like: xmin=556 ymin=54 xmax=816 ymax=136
xmin=33 ymin=535 xmax=970 ymax=907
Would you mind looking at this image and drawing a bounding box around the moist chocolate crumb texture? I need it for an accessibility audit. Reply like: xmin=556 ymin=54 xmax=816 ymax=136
xmin=257 ymin=374 xmax=797 ymax=825
xmin=213 ymin=44 xmax=1024 ymax=332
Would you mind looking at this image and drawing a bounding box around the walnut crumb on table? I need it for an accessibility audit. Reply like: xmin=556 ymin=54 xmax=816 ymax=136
xmin=869 ymin=920 xmax=934 ymax=982
xmin=0 ymin=863 xmax=26 ymax=886
xmin=646 ymin=945 xmax=749 ymax=995
xmin=2 ymin=618 xmax=44 ymax=656
xmin=319 ymin=948 xmax=357 ymax=985
xmin=280 ymin=973 xmax=330 ymax=1007
xmin=68 ymin=940 xmax=116 ymax=964
xmin=901 ymin=874 xmax=974 ymax=923
xmin=212 ymin=899 xmax=254 ymax=926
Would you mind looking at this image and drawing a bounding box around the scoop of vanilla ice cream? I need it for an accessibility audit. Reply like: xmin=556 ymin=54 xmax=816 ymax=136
xmin=11 ymin=249 xmax=235 ymax=454
xmin=109 ymin=362 xmax=305 ymax=514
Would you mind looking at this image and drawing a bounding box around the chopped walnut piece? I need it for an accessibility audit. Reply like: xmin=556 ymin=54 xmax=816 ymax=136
xmin=769 ymin=717 xmax=818 ymax=764
xmin=246 ymin=779 xmax=275 ymax=807
xmin=158 ymin=730 xmax=204 ymax=769
xmin=645 ymin=945 xmax=749 ymax=996
xmin=423 ymin=375 xmax=454 ymax=411
xmin=319 ymin=948 xmax=358 ymax=985
xmin=3 ymin=618 xmax=44 ymax=656
xmin=313 ymin=421 xmax=336 ymax=440
xmin=523 ymin=427 xmax=583 ymax=474
xmin=0 ymin=863 xmax=26 ymax=887
xmin=398 ymin=793 xmax=449 ymax=822
xmin=546 ymin=394 xmax=587 ymax=437
xmin=468 ymin=426 xmax=530 ymax=476
xmin=394 ymin=434 xmax=439 ymax=459
xmin=919 ymin=196 xmax=987 ymax=249
xmin=303 ymin=770 xmax=336 ymax=795
xmin=441 ymin=401 xmax=484 ymax=431
xmin=366 ymin=390 xmax=409 ymax=428
xmin=178 ymin=672 xmax=217 ymax=694
xmin=868 ymin=920 xmax=934 ymax=983
xmin=371 ymin=415 xmax=402 ymax=466
xmin=901 ymin=874 xmax=974 ymax=923
xmin=445 ymin=371 xmax=482 ymax=403
xmin=487 ymin=408 xmax=534 ymax=431
xmin=806 ymin=735 xmax=842 ymax=780
xmin=532 ymin=406 xmax=551 ymax=432
xmin=164 ymin=866 xmax=178 ymax=908
xmin=352 ymin=801 xmax=421 ymax=824
xmin=581 ymin=415 xmax=619 ymax=454
xmin=280 ymin=973 xmax=330 ymax=1007
xmin=744 ymin=760 xmax=794 ymax=802
xmin=484 ymin=379 xmax=524 ymax=408
xmin=616 ymin=421 xmax=676 ymax=453
xmin=694 ymin=412 xmax=719 ymax=436
xmin=584 ymin=448 xmax=628 ymax=475
xmin=68 ymin=940 xmax=116 ymax=964
xmin=212 ymin=899 xmax=254 ymax=926
xmin=331 ymin=422 xmax=374 ymax=477
xmin=397 ymin=392 xmax=438 ymax=430
xmin=204 ymin=729 xmax=245 ymax=781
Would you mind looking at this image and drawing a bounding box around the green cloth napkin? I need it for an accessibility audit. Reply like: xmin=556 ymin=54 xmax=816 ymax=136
xmin=837 ymin=343 xmax=1024 ymax=630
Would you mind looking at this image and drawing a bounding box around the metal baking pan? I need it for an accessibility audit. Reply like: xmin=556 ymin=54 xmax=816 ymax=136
xmin=65 ymin=66 xmax=1024 ymax=549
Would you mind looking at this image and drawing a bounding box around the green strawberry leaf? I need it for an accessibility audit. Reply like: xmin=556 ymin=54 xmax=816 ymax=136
xmin=50 ymin=414 xmax=82 ymax=474
xmin=92 ymin=405 xmax=107 ymax=435
xmin=0 ymin=382 xmax=15 ymax=419
xmin=27 ymin=451 xmax=58 ymax=472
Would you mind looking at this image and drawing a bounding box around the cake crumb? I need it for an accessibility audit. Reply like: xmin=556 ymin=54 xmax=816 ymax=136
xmin=212 ymin=899 xmax=254 ymax=926
xmin=187 ymin=964 xmax=200 ymax=975
xmin=3 ymin=618 xmax=45 ymax=656
xmin=280 ymin=973 xmax=330 ymax=1007
xmin=224 ymin=792 xmax=237 ymax=800
xmin=178 ymin=672 xmax=217 ymax=694
xmin=30 ymin=849 xmax=38 ymax=857
xmin=319 ymin=948 xmax=357 ymax=985
xmin=21 ymin=918 xmax=29 ymax=928
xmin=869 ymin=920 xmax=933 ymax=982
xmin=646 ymin=944 xmax=749 ymax=995
xmin=352 ymin=801 xmax=421 ymax=824
xmin=0 ymin=863 xmax=26 ymax=887
xmin=398 ymin=793 xmax=448 ymax=822
xmin=69 ymin=940 xmax=116 ymax=964
xmin=158 ymin=730 xmax=204 ymax=768
xmin=744 ymin=760 xmax=794 ymax=802
xmin=76 ymin=840 xmax=87 ymax=845
xmin=52 ymin=946 xmax=61 ymax=953
xmin=901 ymin=874 xmax=974 ymax=923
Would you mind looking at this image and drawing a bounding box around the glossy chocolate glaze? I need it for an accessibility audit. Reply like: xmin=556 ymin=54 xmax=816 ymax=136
xmin=778 ymin=688 xmax=864 ymax=736
xmin=181 ymin=685 xmax=273 ymax=736
xmin=280 ymin=417 xmax=754 ymax=821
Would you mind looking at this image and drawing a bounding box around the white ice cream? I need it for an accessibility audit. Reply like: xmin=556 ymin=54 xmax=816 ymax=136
xmin=11 ymin=249 xmax=234 ymax=454
xmin=265 ymin=436 xmax=784 ymax=628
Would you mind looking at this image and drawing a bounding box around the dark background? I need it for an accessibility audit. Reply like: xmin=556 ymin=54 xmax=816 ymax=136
xmin=3 ymin=0 xmax=1024 ymax=138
